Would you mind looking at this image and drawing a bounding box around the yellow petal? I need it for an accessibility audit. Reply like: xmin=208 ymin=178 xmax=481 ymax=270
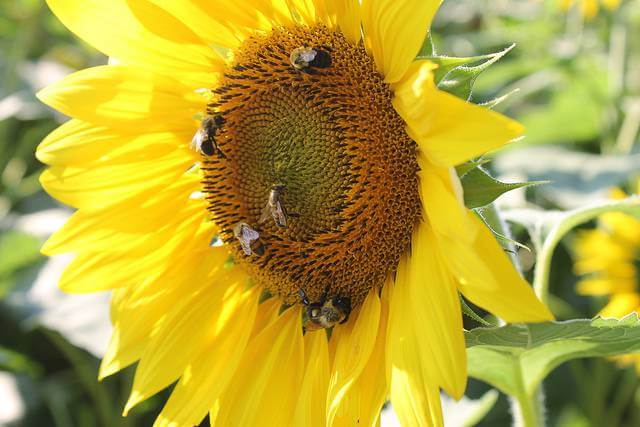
xmin=387 ymin=257 xmax=444 ymax=427
xmin=361 ymin=0 xmax=441 ymax=83
xmin=331 ymin=284 xmax=390 ymax=427
xmin=39 ymin=153 xmax=193 ymax=211
xmin=37 ymin=119 xmax=194 ymax=167
xmin=42 ymin=177 xmax=202 ymax=256
xmin=37 ymin=65 xmax=205 ymax=131
xmin=457 ymin=215 xmax=554 ymax=323
xmin=125 ymin=266 xmax=249 ymax=414
xmin=153 ymin=286 xmax=259 ymax=427
xmin=145 ymin=0 xmax=245 ymax=49
xmin=44 ymin=0 xmax=223 ymax=86
xmin=99 ymin=247 xmax=229 ymax=379
xmin=213 ymin=307 xmax=304 ymax=427
xmin=327 ymin=289 xmax=381 ymax=426
xmin=600 ymin=294 xmax=640 ymax=318
xmin=406 ymin=224 xmax=466 ymax=397
xmin=393 ymin=60 xmax=524 ymax=166
xmin=577 ymin=278 xmax=636 ymax=296
xmin=293 ymin=331 xmax=331 ymax=427
xmin=323 ymin=0 xmax=361 ymax=44
xmin=419 ymin=161 xmax=474 ymax=244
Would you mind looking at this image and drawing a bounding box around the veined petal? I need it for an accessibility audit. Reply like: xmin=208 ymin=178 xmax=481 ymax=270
xmin=42 ymin=176 xmax=202 ymax=255
xmin=327 ymin=289 xmax=381 ymax=425
xmin=44 ymin=0 xmax=224 ymax=86
xmin=387 ymin=257 xmax=444 ymax=427
xmin=393 ymin=61 xmax=524 ymax=167
xmin=419 ymin=161 xmax=474 ymax=244
xmin=293 ymin=331 xmax=331 ymax=427
xmin=321 ymin=0 xmax=361 ymax=44
xmin=145 ymin=0 xmax=246 ymax=49
xmin=37 ymin=119 xmax=195 ymax=167
xmin=153 ymin=286 xmax=260 ymax=427
xmin=457 ymin=215 xmax=554 ymax=323
xmin=361 ymin=0 xmax=441 ymax=83
xmin=331 ymin=284 xmax=390 ymax=427
xmin=406 ymin=224 xmax=466 ymax=398
xmin=124 ymin=267 xmax=249 ymax=414
xmin=40 ymin=154 xmax=194 ymax=211
xmin=37 ymin=65 xmax=206 ymax=131
xmin=213 ymin=307 xmax=304 ymax=427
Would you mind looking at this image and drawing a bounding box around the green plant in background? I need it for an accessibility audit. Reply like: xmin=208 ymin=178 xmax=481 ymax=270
xmin=0 ymin=0 xmax=639 ymax=426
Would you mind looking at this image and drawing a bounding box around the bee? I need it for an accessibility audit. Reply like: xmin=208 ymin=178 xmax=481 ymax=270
xmin=233 ymin=222 xmax=264 ymax=256
xmin=290 ymin=47 xmax=332 ymax=71
xmin=191 ymin=114 xmax=226 ymax=158
xmin=259 ymin=183 xmax=298 ymax=228
xmin=299 ymin=286 xmax=352 ymax=331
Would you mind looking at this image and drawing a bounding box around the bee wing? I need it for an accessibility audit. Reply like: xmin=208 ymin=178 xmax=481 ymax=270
xmin=259 ymin=204 xmax=271 ymax=224
xmin=239 ymin=239 xmax=253 ymax=256
xmin=242 ymin=226 xmax=260 ymax=242
xmin=274 ymin=201 xmax=287 ymax=227
xmin=190 ymin=129 xmax=205 ymax=152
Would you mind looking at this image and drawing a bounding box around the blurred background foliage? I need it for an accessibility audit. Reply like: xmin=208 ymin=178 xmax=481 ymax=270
xmin=0 ymin=0 xmax=639 ymax=426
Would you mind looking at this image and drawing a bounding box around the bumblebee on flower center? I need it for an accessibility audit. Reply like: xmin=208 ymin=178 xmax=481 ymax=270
xmin=199 ymin=25 xmax=421 ymax=315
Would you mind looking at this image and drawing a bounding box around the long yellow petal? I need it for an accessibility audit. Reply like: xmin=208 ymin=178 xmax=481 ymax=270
xmin=293 ymin=330 xmax=331 ymax=427
xmin=145 ymin=0 xmax=245 ymax=49
xmin=387 ymin=256 xmax=444 ymax=427
xmin=321 ymin=0 xmax=361 ymax=44
xmin=327 ymin=289 xmax=381 ymax=425
xmin=457 ymin=215 xmax=554 ymax=323
xmin=45 ymin=0 xmax=223 ymax=87
xmin=42 ymin=176 xmax=202 ymax=255
xmin=361 ymin=0 xmax=441 ymax=83
xmin=37 ymin=65 xmax=205 ymax=131
xmin=393 ymin=61 xmax=524 ymax=167
xmin=332 ymin=284 xmax=390 ymax=427
xmin=39 ymin=153 xmax=193 ymax=211
xmin=213 ymin=307 xmax=304 ymax=426
xmin=153 ymin=286 xmax=260 ymax=427
xmin=37 ymin=119 xmax=194 ymax=167
xmin=408 ymin=224 xmax=466 ymax=398
xmin=124 ymin=267 xmax=248 ymax=414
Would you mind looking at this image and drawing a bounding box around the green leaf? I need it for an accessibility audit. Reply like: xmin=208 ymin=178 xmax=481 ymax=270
xmin=466 ymin=315 xmax=640 ymax=398
xmin=461 ymin=167 xmax=547 ymax=209
xmin=0 ymin=346 xmax=41 ymax=376
xmin=455 ymin=159 xmax=490 ymax=179
xmin=436 ymin=44 xmax=515 ymax=100
xmin=0 ymin=230 xmax=42 ymax=277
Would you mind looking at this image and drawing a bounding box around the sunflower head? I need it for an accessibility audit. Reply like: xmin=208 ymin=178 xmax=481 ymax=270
xmin=36 ymin=1 xmax=553 ymax=426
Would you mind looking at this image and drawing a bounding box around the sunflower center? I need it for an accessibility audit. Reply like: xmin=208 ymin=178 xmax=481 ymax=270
xmin=203 ymin=25 xmax=421 ymax=308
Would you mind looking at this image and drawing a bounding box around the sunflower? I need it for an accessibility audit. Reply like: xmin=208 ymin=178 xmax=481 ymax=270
xmin=559 ymin=0 xmax=621 ymax=19
xmin=574 ymin=183 xmax=640 ymax=369
xmin=37 ymin=0 xmax=552 ymax=425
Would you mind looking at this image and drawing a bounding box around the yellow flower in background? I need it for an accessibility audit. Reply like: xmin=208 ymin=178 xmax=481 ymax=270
xmin=559 ymin=0 xmax=621 ymax=19
xmin=575 ymin=183 xmax=640 ymax=368
xmin=37 ymin=0 xmax=552 ymax=426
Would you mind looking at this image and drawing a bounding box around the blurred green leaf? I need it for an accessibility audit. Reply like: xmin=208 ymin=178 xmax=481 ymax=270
xmin=0 ymin=346 xmax=41 ymax=376
xmin=0 ymin=230 xmax=41 ymax=275
xmin=466 ymin=315 xmax=640 ymax=397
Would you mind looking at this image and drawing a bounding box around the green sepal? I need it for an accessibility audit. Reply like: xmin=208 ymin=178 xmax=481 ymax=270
xmin=460 ymin=296 xmax=494 ymax=327
xmin=434 ymin=44 xmax=515 ymax=100
xmin=461 ymin=166 xmax=548 ymax=209
xmin=455 ymin=158 xmax=490 ymax=179
xmin=475 ymin=207 xmax=532 ymax=253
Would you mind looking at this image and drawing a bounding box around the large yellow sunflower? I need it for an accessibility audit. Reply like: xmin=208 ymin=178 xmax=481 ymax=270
xmin=575 ymin=183 xmax=640 ymax=369
xmin=37 ymin=0 xmax=553 ymax=425
xmin=559 ymin=0 xmax=621 ymax=19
